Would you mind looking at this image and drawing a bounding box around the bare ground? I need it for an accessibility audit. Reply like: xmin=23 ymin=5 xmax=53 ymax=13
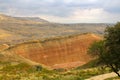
xmin=85 ymin=72 xmax=118 ymax=80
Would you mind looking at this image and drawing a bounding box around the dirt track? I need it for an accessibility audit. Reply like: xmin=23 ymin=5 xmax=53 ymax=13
xmin=85 ymin=72 xmax=117 ymax=80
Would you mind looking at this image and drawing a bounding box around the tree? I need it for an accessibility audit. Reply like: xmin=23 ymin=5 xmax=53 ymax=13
xmin=104 ymin=22 xmax=120 ymax=77
xmin=88 ymin=41 xmax=104 ymax=57
xmin=88 ymin=22 xmax=120 ymax=77
xmin=88 ymin=40 xmax=107 ymax=66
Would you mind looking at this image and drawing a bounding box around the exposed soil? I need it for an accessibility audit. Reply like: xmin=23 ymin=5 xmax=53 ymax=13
xmin=3 ymin=33 xmax=101 ymax=69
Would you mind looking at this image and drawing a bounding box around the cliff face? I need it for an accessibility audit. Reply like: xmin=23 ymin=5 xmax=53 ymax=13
xmin=3 ymin=33 xmax=101 ymax=68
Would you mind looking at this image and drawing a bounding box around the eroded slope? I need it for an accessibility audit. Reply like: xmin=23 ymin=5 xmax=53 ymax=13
xmin=3 ymin=33 xmax=101 ymax=69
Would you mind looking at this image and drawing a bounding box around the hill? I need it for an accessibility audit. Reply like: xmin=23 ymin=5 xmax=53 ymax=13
xmin=2 ymin=33 xmax=102 ymax=69
xmin=14 ymin=17 xmax=49 ymax=23
xmin=0 ymin=14 xmax=109 ymax=46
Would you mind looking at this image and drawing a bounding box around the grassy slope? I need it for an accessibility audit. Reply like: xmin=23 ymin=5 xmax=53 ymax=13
xmin=0 ymin=61 xmax=112 ymax=80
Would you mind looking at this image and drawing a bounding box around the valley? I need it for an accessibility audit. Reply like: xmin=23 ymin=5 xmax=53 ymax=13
xmin=0 ymin=14 xmax=115 ymax=80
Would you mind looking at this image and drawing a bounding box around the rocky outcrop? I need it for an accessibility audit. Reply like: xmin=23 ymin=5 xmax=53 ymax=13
xmin=3 ymin=33 xmax=101 ymax=68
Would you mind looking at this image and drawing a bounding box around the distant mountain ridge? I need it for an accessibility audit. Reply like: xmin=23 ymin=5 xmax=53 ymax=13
xmin=0 ymin=14 xmax=111 ymax=46
xmin=0 ymin=14 xmax=49 ymax=23
xmin=13 ymin=17 xmax=49 ymax=23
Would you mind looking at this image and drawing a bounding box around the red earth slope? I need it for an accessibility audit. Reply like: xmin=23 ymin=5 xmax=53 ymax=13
xmin=3 ymin=33 xmax=101 ymax=69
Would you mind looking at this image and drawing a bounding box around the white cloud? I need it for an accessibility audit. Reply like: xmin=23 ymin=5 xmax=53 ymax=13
xmin=63 ymin=0 xmax=73 ymax=3
xmin=70 ymin=8 xmax=104 ymax=19
xmin=66 ymin=8 xmax=120 ymax=23
xmin=39 ymin=8 xmax=120 ymax=23
xmin=69 ymin=0 xmax=98 ymax=4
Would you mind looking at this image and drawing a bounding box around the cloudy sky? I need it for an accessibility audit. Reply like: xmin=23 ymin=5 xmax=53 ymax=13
xmin=0 ymin=0 xmax=120 ymax=23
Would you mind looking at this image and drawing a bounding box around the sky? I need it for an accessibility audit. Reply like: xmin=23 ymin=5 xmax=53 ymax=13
xmin=0 ymin=0 xmax=120 ymax=23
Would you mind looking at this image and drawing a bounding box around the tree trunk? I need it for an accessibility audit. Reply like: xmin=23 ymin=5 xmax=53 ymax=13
xmin=110 ymin=64 xmax=120 ymax=77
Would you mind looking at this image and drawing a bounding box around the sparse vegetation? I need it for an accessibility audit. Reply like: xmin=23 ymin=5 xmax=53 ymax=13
xmin=0 ymin=61 xmax=112 ymax=80
xmin=76 ymin=59 xmax=102 ymax=69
